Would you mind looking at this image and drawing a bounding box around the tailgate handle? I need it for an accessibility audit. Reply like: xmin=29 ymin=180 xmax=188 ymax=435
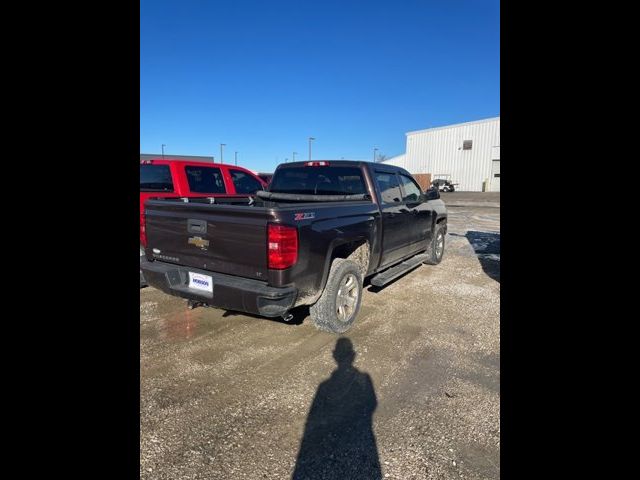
xmin=187 ymin=219 xmax=207 ymax=234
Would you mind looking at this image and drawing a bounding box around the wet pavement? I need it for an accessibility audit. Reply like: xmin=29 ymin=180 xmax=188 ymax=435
xmin=140 ymin=192 xmax=500 ymax=479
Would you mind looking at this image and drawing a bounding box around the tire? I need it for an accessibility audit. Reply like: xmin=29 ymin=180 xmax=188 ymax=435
xmin=425 ymin=222 xmax=446 ymax=265
xmin=140 ymin=245 xmax=148 ymax=288
xmin=310 ymin=258 xmax=363 ymax=334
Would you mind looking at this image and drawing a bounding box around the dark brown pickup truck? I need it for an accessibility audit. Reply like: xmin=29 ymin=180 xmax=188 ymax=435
xmin=141 ymin=160 xmax=447 ymax=333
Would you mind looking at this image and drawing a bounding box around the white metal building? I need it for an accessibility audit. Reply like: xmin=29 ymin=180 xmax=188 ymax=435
xmin=382 ymin=117 xmax=500 ymax=192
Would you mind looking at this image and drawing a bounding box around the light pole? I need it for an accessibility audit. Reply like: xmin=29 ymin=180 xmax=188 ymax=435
xmin=308 ymin=137 xmax=315 ymax=160
xmin=234 ymin=151 xmax=238 ymax=166
xmin=161 ymin=144 xmax=166 ymax=159
xmin=220 ymin=144 xmax=226 ymax=164
xmin=292 ymin=151 xmax=297 ymax=162
xmin=373 ymin=147 xmax=378 ymax=162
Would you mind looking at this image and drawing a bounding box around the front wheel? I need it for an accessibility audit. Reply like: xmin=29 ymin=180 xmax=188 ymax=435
xmin=425 ymin=222 xmax=446 ymax=265
xmin=310 ymin=259 xmax=363 ymax=334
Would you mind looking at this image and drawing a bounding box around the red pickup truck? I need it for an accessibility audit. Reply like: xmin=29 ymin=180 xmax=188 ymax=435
xmin=140 ymin=159 xmax=266 ymax=246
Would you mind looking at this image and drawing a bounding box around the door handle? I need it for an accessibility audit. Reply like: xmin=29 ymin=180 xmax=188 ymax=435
xmin=187 ymin=219 xmax=207 ymax=234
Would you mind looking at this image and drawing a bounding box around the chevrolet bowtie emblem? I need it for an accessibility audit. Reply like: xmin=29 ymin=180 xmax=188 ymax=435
xmin=188 ymin=236 xmax=210 ymax=250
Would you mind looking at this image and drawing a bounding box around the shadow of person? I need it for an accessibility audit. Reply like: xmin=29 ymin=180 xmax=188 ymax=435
xmin=465 ymin=231 xmax=500 ymax=283
xmin=292 ymin=338 xmax=381 ymax=480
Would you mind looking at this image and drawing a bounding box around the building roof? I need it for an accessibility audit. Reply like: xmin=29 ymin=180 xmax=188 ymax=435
xmin=406 ymin=116 xmax=500 ymax=136
xmin=140 ymin=153 xmax=214 ymax=162
xmin=380 ymin=153 xmax=405 ymax=164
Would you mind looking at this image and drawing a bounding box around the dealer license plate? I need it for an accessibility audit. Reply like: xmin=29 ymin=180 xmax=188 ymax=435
xmin=188 ymin=272 xmax=213 ymax=293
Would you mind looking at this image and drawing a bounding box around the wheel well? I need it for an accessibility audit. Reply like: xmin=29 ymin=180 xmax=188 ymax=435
xmin=435 ymin=216 xmax=448 ymax=232
xmin=330 ymin=240 xmax=370 ymax=277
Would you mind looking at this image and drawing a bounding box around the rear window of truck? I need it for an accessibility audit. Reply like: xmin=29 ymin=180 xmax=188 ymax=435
xmin=269 ymin=166 xmax=367 ymax=195
xmin=140 ymin=164 xmax=174 ymax=191
xmin=185 ymin=166 xmax=226 ymax=194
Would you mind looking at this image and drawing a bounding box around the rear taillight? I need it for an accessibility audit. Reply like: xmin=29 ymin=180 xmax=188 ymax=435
xmin=268 ymin=224 xmax=298 ymax=270
xmin=140 ymin=213 xmax=147 ymax=247
xmin=305 ymin=161 xmax=329 ymax=167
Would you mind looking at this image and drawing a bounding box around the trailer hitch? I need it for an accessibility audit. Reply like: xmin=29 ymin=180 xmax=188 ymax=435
xmin=187 ymin=299 xmax=205 ymax=310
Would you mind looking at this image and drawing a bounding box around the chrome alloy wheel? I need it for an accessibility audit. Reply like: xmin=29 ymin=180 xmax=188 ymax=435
xmin=336 ymin=273 xmax=359 ymax=322
xmin=435 ymin=231 xmax=445 ymax=259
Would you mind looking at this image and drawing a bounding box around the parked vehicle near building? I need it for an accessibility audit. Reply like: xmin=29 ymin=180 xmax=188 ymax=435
xmin=431 ymin=177 xmax=458 ymax=192
xmin=140 ymin=159 xmax=266 ymax=286
xmin=141 ymin=160 xmax=447 ymax=332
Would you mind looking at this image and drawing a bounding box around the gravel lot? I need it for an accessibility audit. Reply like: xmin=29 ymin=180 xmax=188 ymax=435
xmin=140 ymin=192 xmax=500 ymax=479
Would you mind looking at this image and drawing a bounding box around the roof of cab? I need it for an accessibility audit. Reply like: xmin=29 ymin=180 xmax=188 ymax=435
xmin=275 ymin=160 xmax=411 ymax=175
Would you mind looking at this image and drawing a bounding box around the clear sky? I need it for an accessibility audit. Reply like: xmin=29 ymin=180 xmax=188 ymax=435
xmin=141 ymin=0 xmax=500 ymax=172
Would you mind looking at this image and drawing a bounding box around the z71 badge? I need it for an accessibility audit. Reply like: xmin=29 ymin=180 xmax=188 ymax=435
xmin=294 ymin=212 xmax=315 ymax=221
xmin=188 ymin=236 xmax=210 ymax=250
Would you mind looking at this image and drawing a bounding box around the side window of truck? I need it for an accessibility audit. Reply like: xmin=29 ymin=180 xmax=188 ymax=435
xmin=374 ymin=172 xmax=402 ymax=204
xmin=230 ymin=169 xmax=263 ymax=194
xmin=185 ymin=166 xmax=226 ymax=193
xmin=398 ymin=174 xmax=422 ymax=202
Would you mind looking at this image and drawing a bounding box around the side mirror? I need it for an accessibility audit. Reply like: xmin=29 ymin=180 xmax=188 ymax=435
xmin=425 ymin=188 xmax=440 ymax=200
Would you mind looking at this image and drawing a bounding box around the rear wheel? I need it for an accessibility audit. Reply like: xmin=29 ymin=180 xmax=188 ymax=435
xmin=310 ymin=259 xmax=363 ymax=334
xmin=425 ymin=222 xmax=446 ymax=265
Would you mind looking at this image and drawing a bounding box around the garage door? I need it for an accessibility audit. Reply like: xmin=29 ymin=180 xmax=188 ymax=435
xmin=490 ymin=160 xmax=500 ymax=192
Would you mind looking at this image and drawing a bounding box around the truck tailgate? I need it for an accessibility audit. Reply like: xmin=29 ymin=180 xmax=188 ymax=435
xmin=144 ymin=200 xmax=273 ymax=280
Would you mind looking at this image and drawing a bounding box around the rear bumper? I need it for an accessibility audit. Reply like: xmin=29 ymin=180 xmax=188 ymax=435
xmin=140 ymin=258 xmax=298 ymax=317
